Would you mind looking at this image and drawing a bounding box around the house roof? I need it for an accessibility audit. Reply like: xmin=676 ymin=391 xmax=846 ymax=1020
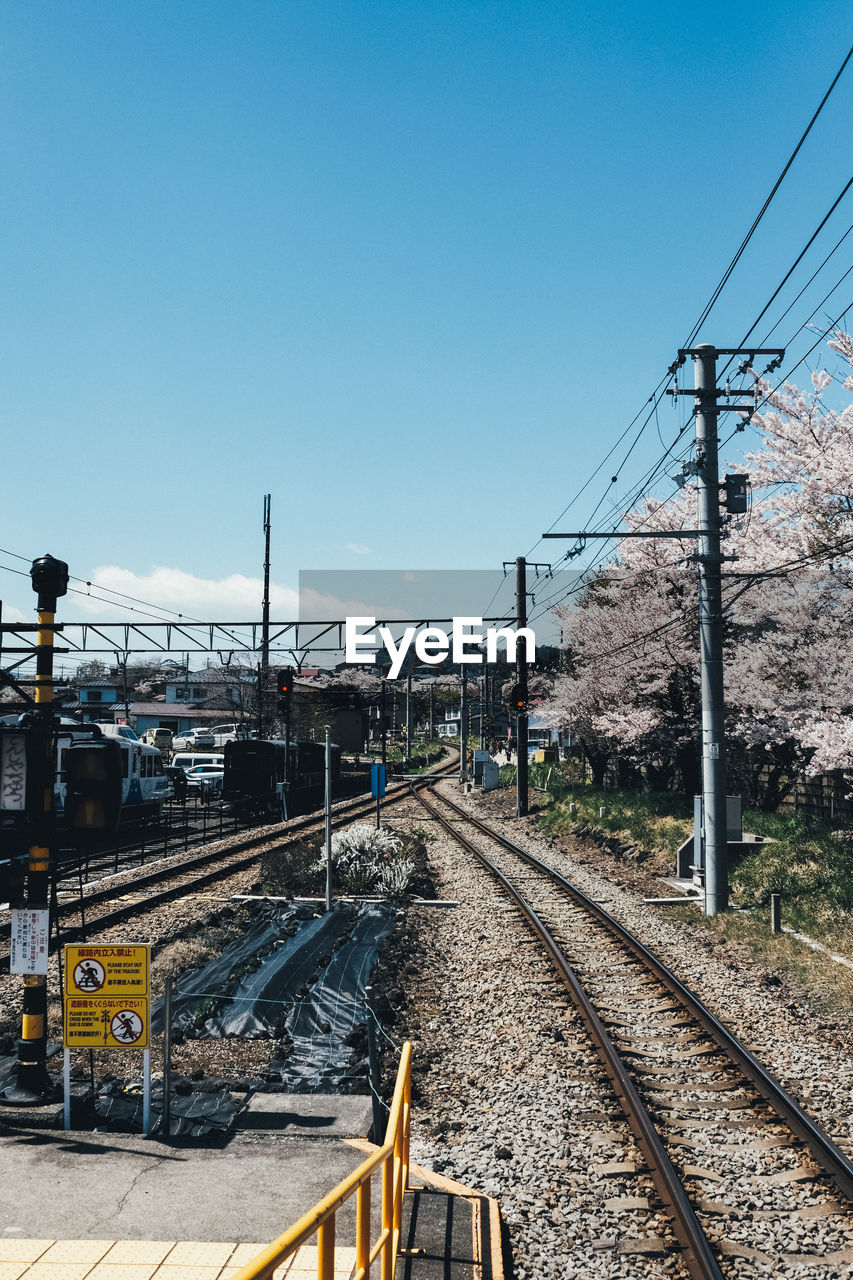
xmin=166 ymin=668 xmax=253 ymax=685
xmin=129 ymin=702 xmax=226 ymax=720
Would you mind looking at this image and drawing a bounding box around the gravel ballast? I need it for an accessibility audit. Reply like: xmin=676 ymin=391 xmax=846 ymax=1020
xmin=377 ymin=781 xmax=853 ymax=1278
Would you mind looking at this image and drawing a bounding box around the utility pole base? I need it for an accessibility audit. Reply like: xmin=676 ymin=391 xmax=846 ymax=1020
xmin=1 ymin=1062 xmax=57 ymax=1106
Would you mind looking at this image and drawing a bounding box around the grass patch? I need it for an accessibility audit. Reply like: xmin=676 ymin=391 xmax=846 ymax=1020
xmin=730 ymin=812 xmax=853 ymax=953
xmin=537 ymin=777 xmax=693 ymax=868
xmin=260 ymin=835 xmax=325 ymax=898
xmin=690 ymin=906 xmax=853 ymax=1021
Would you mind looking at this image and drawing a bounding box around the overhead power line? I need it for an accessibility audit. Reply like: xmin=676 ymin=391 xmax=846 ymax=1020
xmin=683 ymin=41 xmax=853 ymax=350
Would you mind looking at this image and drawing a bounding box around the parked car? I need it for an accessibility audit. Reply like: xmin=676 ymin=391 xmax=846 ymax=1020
xmin=171 ymin=728 xmax=216 ymax=751
xmin=96 ymin=722 xmax=139 ymax=742
xmin=140 ymin=728 xmax=173 ymax=750
xmin=209 ymin=723 xmax=257 ymax=748
xmin=171 ymin=752 xmax=224 ymax=773
xmin=184 ymin=763 xmax=225 ymax=794
xmin=164 ymin=765 xmax=188 ymax=801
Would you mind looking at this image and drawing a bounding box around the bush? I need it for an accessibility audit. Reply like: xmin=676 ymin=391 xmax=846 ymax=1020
xmin=318 ymin=824 xmax=414 ymax=896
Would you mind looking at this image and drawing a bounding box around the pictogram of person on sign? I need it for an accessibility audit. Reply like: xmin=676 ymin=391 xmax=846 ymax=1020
xmin=110 ymin=1009 xmax=144 ymax=1044
xmin=74 ymin=959 xmax=106 ymax=991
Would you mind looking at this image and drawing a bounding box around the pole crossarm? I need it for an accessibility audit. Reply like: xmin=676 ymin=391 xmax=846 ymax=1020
xmin=677 ymin=346 xmax=785 ymax=359
xmin=542 ymin=531 xmax=702 ymax=539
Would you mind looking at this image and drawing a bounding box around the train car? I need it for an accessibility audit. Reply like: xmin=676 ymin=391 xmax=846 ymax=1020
xmin=56 ymin=723 xmax=172 ymax=827
xmin=222 ymin=738 xmax=341 ymax=821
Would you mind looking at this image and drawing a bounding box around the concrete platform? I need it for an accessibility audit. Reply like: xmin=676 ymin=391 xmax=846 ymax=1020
xmin=0 ymin=1099 xmax=504 ymax=1280
xmin=236 ymin=1094 xmax=374 ymax=1137
xmin=0 ymin=1129 xmax=366 ymax=1242
xmin=0 ymin=1238 xmax=356 ymax=1280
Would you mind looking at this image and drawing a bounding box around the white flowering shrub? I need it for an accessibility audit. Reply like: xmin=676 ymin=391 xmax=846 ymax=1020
xmin=375 ymin=859 xmax=415 ymax=896
xmin=317 ymin=824 xmax=412 ymax=895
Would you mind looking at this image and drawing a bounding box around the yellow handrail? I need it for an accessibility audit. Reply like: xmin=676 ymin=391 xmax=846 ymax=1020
xmin=230 ymin=1041 xmax=412 ymax=1280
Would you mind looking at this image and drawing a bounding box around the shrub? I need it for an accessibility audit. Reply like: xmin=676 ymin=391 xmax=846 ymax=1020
xmin=316 ymin=824 xmax=413 ymax=896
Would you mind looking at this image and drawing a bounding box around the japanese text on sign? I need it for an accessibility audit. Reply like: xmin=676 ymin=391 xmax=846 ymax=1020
xmin=64 ymin=996 xmax=149 ymax=1050
xmin=10 ymin=909 xmax=49 ymax=975
xmin=64 ymin=944 xmax=149 ymax=997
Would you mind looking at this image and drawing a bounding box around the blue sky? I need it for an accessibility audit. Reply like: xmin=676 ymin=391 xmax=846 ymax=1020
xmin=2 ymin=1 xmax=852 ymax=641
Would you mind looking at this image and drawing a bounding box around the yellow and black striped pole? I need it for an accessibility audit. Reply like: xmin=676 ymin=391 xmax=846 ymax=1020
xmin=8 ymin=555 xmax=68 ymax=1103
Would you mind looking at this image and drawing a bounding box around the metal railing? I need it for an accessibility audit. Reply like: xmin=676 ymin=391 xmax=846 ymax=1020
xmin=231 ymin=1041 xmax=412 ymax=1280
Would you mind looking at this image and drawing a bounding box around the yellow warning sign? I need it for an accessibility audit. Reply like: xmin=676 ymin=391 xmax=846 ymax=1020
xmin=64 ymin=944 xmax=149 ymax=997
xmin=64 ymin=996 xmax=150 ymax=1049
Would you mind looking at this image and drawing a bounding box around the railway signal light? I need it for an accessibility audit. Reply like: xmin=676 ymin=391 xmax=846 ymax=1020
xmin=276 ymin=667 xmax=294 ymax=714
xmin=724 ymin=473 xmax=749 ymax=514
xmin=509 ymin=684 xmax=528 ymax=714
xmin=63 ymin=739 xmax=122 ymax=834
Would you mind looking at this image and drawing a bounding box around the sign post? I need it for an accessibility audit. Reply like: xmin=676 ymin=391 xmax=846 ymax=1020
xmin=62 ymin=943 xmax=151 ymax=1133
xmin=371 ymin=762 xmax=386 ymax=829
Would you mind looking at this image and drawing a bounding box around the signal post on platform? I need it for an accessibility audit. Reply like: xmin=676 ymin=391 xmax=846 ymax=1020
xmin=4 ymin=555 xmax=68 ymax=1104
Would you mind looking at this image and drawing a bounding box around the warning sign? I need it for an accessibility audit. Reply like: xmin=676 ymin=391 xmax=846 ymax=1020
xmin=73 ymin=958 xmax=105 ymax=991
xmin=64 ymin=997 xmax=149 ymax=1049
xmin=65 ymin=944 xmax=149 ymax=997
xmin=10 ymin=909 xmax=50 ymax=976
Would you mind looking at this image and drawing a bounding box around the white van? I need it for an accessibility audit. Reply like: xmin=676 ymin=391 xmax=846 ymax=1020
xmin=171 ymin=752 xmax=224 ymax=773
xmin=209 ymin=723 xmax=256 ymax=747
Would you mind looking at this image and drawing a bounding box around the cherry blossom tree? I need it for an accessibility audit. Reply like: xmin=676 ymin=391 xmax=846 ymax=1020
xmin=538 ymin=331 xmax=853 ymax=803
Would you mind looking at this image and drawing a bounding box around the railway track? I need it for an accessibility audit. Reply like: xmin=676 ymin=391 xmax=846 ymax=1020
xmin=0 ymin=762 xmax=454 ymax=971
xmin=413 ymin=782 xmax=853 ymax=1278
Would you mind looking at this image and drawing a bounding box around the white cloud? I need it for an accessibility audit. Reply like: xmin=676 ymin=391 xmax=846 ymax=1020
xmin=298 ymin=587 xmax=408 ymax=622
xmin=71 ymin=565 xmax=299 ymax=623
xmin=0 ymin=604 xmax=28 ymax=623
xmin=346 ymin=543 xmax=370 ymax=555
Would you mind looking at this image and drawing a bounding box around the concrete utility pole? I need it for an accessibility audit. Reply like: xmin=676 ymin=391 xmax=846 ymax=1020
xmin=428 ymin=683 xmax=434 ymax=740
xmin=406 ymin=673 xmax=412 ymax=761
xmin=692 ymin=346 xmax=728 ymax=917
xmin=259 ymin=494 xmax=271 ymax=739
xmin=516 ymin=556 xmax=529 ymax=817
xmin=460 ymin=673 xmax=468 ymax=784
xmin=541 ymin=343 xmax=781 ymax=916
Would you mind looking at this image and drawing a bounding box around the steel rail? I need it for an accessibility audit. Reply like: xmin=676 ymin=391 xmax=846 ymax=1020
xmin=0 ymin=766 xmax=454 ymax=970
xmin=431 ymin=786 xmax=853 ymax=1205
xmin=413 ymin=785 xmax=724 ymax=1280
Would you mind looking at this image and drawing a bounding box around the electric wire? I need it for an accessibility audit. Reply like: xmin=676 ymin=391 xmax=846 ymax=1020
xmin=517 ymin=48 xmax=853 ymax=610
xmin=681 ymin=42 xmax=853 ymax=351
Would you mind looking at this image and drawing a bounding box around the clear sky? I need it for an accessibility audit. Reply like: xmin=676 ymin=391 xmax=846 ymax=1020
xmin=2 ymin=2 xmax=852 ymax=644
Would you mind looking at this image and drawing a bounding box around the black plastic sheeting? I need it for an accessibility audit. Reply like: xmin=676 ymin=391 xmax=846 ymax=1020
xmin=94 ymin=1087 xmax=239 ymax=1137
xmin=149 ymin=907 xmax=297 ymax=1037
xmin=269 ymin=901 xmax=396 ymax=1091
xmin=0 ymin=1042 xmax=61 ymax=1099
xmin=202 ymin=905 xmax=355 ymax=1039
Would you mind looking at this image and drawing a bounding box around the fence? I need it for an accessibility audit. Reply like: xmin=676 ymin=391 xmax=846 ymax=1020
xmin=231 ymin=1041 xmax=412 ymax=1280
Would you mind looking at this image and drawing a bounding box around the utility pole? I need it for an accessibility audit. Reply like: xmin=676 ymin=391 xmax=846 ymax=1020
xmin=692 ymin=346 xmax=728 ymax=917
xmin=428 ymin=683 xmax=434 ymax=740
xmin=516 ymin=556 xmax=529 ymax=817
xmin=259 ymin=494 xmax=271 ymax=739
xmin=324 ymin=724 xmax=333 ymax=913
xmin=460 ymin=673 xmax=468 ymax=784
xmin=6 ymin=555 xmax=68 ymax=1103
xmin=380 ymin=679 xmax=387 ymax=767
xmin=542 ymin=343 xmax=781 ymax=916
xmin=406 ymin=673 xmax=412 ymax=762
xmin=673 ymin=344 xmax=780 ymax=915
